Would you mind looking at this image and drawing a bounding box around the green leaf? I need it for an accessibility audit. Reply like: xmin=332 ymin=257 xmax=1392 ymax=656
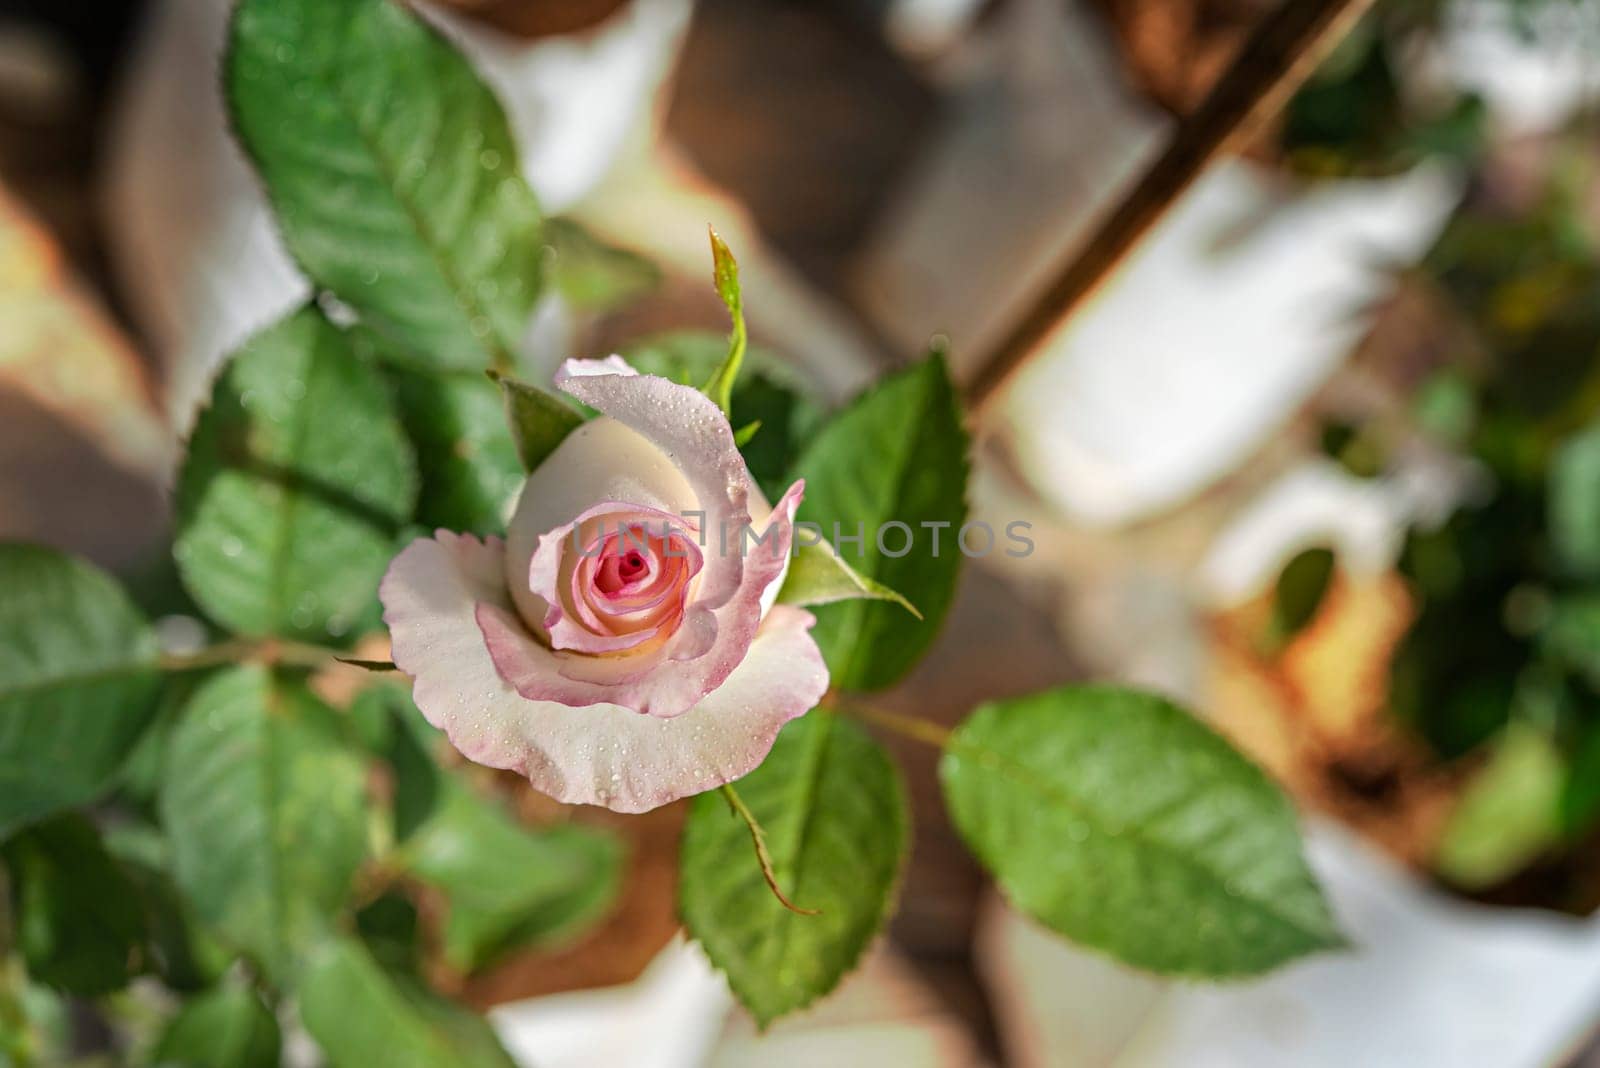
xmin=0 ymin=970 xmax=69 ymax=1068
xmin=621 ymin=331 xmax=824 ymax=502
xmin=1435 ymin=724 xmax=1564 ymax=889
xmin=149 ymin=987 xmax=281 ymax=1068
xmin=403 ymin=787 xmax=622 ymax=974
xmin=159 ymin=666 xmax=369 ymax=981
xmin=391 ymin=368 xmax=523 ymax=535
xmin=226 ymin=0 xmax=543 ymax=371
xmin=364 ymin=685 xmax=621 ymax=972
xmin=490 ymin=371 xmax=584 ymax=473
xmin=299 ymin=937 xmax=515 ymax=1068
xmin=355 ymin=891 xmax=424 ymax=978
xmin=679 ymin=712 xmax=908 ymax=1025
xmin=778 ymin=540 xmax=920 ymax=618
xmin=3 ymin=815 xmax=147 ymax=996
xmin=361 ymin=687 xmax=443 ymax=843
xmin=115 ymin=855 xmax=231 ymax=996
xmin=543 ymin=217 xmax=660 ymax=313
xmin=0 ymin=544 xmax=162 ymax=834
xmin=791 ymin=353 xmax=969 ymax=691
xmin=700 ymin=230 xmax=748 ymax=417
xmin=1270 ymin=546 xmax=1335 ymax=644
xmin=940 ymin=686 xmax=1343 ymax=977
xmin=1550 ymin=423 xmax=1600 ymax=578
xmin=1563 ymin=723 xmax=1600 ymax=836
xmin=1539 ymin=594 xmax=1600 ymax=691
xmin=175 ymin=307 xmax=417 ymax=642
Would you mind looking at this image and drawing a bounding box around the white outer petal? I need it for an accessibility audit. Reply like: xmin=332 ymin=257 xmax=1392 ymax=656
xmin=381 ymin=531 xmax=828 ymax=813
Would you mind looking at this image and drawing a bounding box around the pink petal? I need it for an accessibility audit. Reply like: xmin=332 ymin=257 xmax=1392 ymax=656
xmin=554 ymin=358 xmax=754 ymax=611
xmin=504 ymin=416 xmax=698 ymax=632
xmin=480 ymin=480 xmax=807 ymax=718
xmin=525 ymin=502 xmax=702 ymax=656
xmin=379 ymin=531 xmax=827 ymax=813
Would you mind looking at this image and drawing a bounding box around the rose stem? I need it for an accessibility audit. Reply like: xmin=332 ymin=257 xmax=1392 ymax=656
xmin=961 ymin=0 xmax=1377 ymax=413
xmin=832 ymin=701 xmax=952 ymax=750
xmin=157 ymin=638 xmax=381 ymax=673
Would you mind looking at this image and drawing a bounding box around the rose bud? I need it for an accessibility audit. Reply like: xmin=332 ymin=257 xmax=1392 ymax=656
xmin=380 ymin=357 xmax=828 ymax=812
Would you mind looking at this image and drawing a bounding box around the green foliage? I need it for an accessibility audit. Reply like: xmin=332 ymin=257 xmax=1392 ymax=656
xmin=679 ymin=712 xmax=908 ymax=1025
xmin=1435 ymin=724 xmax=1564 ymax=889
xmin=149 ymin=986 xmax=281 ymax=1068
xmin=1550 ymin=422 xmax=1600 ymax=579
xmin=391 ymin=369 xmax=523 ymax=535
xmin=110 ymin=839 xmax=231 ymax=995
xmin=778 ymin=540 xmax=920 ymax=618
xmin=701 ymin=230 xmax=748 ymax=418
xmin=0 ymin=0 xmax=629 ymax=1050
xmin=159 ymin=667 xmax=369 ymax=982
xmin=0 ymin=544 xmax=162 ymax=835
xmin=543 ymin=218 xmax=660 ymax=313
xmin=1283 ymin=11 xmax=1485 ymax=178
xmin=366 ymin=686 xmax=623 ymax=974
xmin=791 ymin=352 xmax=970 ymax=691
xmin=227 ymin=0 xmax=544 ymax=371
xmin=3 ymin=816 xmax=147 ymax=996
xmin=1562 ymin=723 xmax=1600 ymax=835
xmin=941 ymin=687 xmax=1343 ymax=976
xmin=490 ymin=372 xmax=584 ymax=473
xmin=0 ymin=968 xmax=68 ymax=1068
xmin=405 ymin=795 xmax=622 ymax=974
xmin=175 ymin=307 xmax=417 ymax=643
xmin=299 ymin=938 xmax=516 ymax=1068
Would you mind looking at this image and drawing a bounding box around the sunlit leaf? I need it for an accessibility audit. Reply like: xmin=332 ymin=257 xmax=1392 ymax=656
xmin=942 ymin=686 xmax=1343 ymax=976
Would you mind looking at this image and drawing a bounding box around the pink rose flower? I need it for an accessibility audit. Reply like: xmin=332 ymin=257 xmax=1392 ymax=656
xmin=379 ymin=357 xmax=829 ymax=812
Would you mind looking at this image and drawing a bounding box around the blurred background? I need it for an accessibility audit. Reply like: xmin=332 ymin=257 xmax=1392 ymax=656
xmin=4 ymin=0 xmax=1600 ymax=1064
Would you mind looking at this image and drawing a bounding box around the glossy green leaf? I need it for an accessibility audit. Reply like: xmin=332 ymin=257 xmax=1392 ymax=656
xmin=0 ymin=544 xmax=161 ymax=834
xmin=778 ymin=540 xmax=919 ymax=617
xmin=391 ymin=368 xmax=523 ymax=534
xmin=941 ymin=686 xmax=1343 ymax=977
xmin=160 ymin=666 xmax=369 ymax=981
xmin=149 ymin=986 xmax=281 ymax=1068
xmin=490 ymin=372 xmax=584 ymax=473
xmin=366 ymin=685 xmax=621 ymax=972
xmin=175 ymin=307 xmax=416 ymax=642
xmin=299 ymin=937 xmax=515 ymax=1068
xmin=1435 ymin=724 xmax=1563 ymax=889
xmin=543 ymin=217 xmax=659 ymax=313
xmin=403 ymin=787 xmax=621 ymax=974
xmin=1563 ymin=723 xmax=1600 ymax=836
xmin=1550 ymin=423 xmax=1600 ymax=578
xmin=679 ymin=712 xmax=908 ymax=1025
xmin=701 ymin=230 xmax=747 ymax=417
xmin=791 ymin=353 xmax=969 ymax=691
xmin=227 ymin=0 xmax=543 ymax=371
xmin=3 ymin=815 xmax=147 ymax=996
